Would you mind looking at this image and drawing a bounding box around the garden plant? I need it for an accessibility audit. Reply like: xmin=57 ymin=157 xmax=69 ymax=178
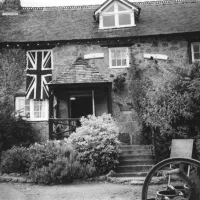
xmin=0 ymin=114 xmax=121 ymax=184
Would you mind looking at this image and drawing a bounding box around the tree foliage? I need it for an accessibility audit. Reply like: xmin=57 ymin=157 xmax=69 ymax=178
xmin=0 ymin=49 xmax=30 ymax=151
xmin=2 ymin=0 xmax=21 ymax=12
xmin=0 ymin=48 xmax=26 ymax=115
xmin=140 ymin=62 xmax=200 ymax=160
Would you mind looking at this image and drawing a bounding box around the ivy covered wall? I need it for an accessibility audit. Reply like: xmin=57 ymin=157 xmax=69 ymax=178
xmin=0 ymin=48 xmax=26 ymax=115
xmin=53 ymin=35 xmax=189 ymax=144
xmin=0 ymin=34 xmax=191 ymax=144
xmin=2 ymin=0 xmax=21 ymax=12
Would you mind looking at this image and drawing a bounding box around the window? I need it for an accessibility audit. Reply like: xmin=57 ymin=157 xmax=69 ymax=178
xmin=15 ymin=97 xmax=48 ymax=121
xmin=191 ymin=43 xmax=200 ymax=62
xmin=109 ymin=47 xmax=129 ymax=68
xmin=100 ymin=1 xmax=134 ymax=29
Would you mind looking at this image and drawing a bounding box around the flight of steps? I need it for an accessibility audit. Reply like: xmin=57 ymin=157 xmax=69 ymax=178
xmin=114 ymin=145 xmax=155 ymax=177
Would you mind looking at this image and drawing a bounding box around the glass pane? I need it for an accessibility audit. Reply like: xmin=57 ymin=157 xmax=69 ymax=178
xmin=122 ymin=58 xmax=127 ymax=66
xmin=34 ymin=103 xmax=40 ymax=111
xmin=25 ymin=99 xmax=30 ymax=106
xmin=25 ymin=99 xmax=30 ymax=118
xmin=105 ymin=4 xmax=114 ymax=12
xmin=117 ymin=59 xmax=121 ymax=66
xmin=112 ymin=59 xmax=116 ymax=66
xmin=41 ymin=112 xmax=46 ymax=118
xmin=18 ymin=99 xmax=25 ymax=115
xmin=34 ymin=112 xmax=40 ymax=118
xmin=40 ymin=101 xmax=46 ymax=114
xmin=19 ymin=99 xmax=24 ymax=109
xmin=118 ymin=13 xmax=131 ymax=26
xmin=111 ymin=50 xmax=115 ymax=59
xmin=193 ymin=44 xmax=199 ymax=52
xmin=194 ymin=53 xmax=200 ymax=60
xmin=116 ymin=50 xmax=121 ymax=58
xmin=118 ymin=4 xmax=127 ymax=11
xmin=40 ymin=103 xmax=43 ymax=111
xmin=121 ymin=50 xmax=126 ymax=58
xmin=103 ymin=15 xmax=115 ymax=27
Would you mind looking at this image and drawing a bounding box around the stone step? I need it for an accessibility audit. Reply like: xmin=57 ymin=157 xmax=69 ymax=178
xmin=113 ymin=172 xmax=149 ymax=177
xmin=119 ymin=145 xmax=153 ymax=151
xmin=115 ymin=165 xmax=153 ymax=173
xmin=119 ymin=154 xmax=154 ymax=161
xmin=119 ymin=159 xmax=155 ymax=166
xmin=115 ymin=145 xmax=155 ymax=178
xmin=120 ymin=149 xmax=153 ymax=156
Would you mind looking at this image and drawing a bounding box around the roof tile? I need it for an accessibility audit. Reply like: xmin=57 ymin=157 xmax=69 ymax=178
xmin=1 ymin=0 xmax=200 ymax=42
xmin=51 ymin=56 xmax=110 ymax=84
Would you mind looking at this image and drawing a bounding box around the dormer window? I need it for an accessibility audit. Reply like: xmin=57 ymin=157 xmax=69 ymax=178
xmin=101 ymin=2 xmax=134 ymax=29
xmin=94 ymin=0 xmax=140 ymax=30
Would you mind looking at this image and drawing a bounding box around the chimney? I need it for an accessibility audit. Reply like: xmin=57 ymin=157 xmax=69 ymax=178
xmin=2 ymin=0 xmax=21 ymax=15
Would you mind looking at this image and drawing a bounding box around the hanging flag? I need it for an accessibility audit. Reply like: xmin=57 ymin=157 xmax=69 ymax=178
xmin=26 ymin=50 xmax=52 ymax=99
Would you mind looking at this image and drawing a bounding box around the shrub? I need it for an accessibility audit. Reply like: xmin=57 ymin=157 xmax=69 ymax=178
xmin=0 ymin=115 xmax=34 ymax=151
xmin=0 ymin=140 xmax=74 ymax=174
xmin=0 ymin=140 xmax=97 ymax=184
xmin=0 ymin=146 xmax=31 ymax=174
xmin=28 ymin=140 xmax=74 ymax=172
xmin=68 ymin=114 xmax=121 ymax=175
xmin=30 ymin=155 xmax=96 ymax=184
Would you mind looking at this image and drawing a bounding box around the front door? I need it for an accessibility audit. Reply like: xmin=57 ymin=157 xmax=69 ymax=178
xmin=69 ymin=91 xmax=94 ymax=118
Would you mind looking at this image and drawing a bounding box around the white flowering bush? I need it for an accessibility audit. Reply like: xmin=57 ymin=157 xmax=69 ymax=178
xmin=68 ymin=114 xmax=121 ymax=175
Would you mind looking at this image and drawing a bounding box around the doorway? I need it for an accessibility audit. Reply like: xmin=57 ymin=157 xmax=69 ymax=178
xmin=69 ymin=91 xmax=94 ymax=118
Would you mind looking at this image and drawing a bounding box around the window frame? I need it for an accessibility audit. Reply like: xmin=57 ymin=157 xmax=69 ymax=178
xmin=100 ymin=1 xmax=135 ymax=29
xmin=15 ymin=96 xmax=49 ymax=121
xmin=191 ymin=42 xmax=200 ymax=62
xmin=109 ymin=47 xmax=129 ymax=68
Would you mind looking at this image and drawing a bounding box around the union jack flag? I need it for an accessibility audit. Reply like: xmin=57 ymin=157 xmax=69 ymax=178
xmin=26 ymin=50 xmax=52 ymax=100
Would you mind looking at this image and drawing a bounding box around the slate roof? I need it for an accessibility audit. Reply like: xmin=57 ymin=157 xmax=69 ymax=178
xmin=1 ymin=0 xmax=200 ymax=43
xmin=94 ymin=0 xmax=141 ymax=15
xmin=50 ymin=56 xmax=110 ymax=84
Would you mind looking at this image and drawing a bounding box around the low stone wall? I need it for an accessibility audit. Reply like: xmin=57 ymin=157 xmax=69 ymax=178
xmin=30 ymin=121 xmax=49 ymax=142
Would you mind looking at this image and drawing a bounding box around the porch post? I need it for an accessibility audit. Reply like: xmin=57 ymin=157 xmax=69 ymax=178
xmin=49 ymin=87 xmax=54 ymax=140
xmin=92 ymin=90 xmax=95 ymax=116
xmin=108 ymin=83 xmax=112 ymax=114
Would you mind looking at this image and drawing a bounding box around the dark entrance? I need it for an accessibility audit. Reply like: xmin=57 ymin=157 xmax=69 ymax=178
xmin=70 ymin=94 xmax=93 ymax=118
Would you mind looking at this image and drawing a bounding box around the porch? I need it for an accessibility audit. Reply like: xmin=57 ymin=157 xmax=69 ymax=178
xmin=48 ymin=56 xmax=112 ymax=139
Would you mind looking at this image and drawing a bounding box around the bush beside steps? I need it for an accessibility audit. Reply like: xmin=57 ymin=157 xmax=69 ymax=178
xmin=0 ymin=114 xmax=121 ymax=185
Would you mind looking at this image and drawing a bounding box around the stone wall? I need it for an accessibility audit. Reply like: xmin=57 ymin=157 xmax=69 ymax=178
xmin=52 ymin=35 xmax=189 ymax=144
xmin=29 ymin=122 xmax=49 ymax=142
xmin=0 ymin=35 xmax=190 ymax=143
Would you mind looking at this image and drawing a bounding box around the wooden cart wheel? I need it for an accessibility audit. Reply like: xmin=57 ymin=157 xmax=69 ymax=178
xmin=141 ymin=157 xmax=200 ymax=200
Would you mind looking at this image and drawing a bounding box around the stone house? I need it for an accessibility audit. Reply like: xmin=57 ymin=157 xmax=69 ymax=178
xmin=0 ymin=0 xmax=200 ymax=144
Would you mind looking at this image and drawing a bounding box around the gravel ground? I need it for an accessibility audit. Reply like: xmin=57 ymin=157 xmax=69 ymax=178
xmin=0 ymin=182 xmax=144 ymax=200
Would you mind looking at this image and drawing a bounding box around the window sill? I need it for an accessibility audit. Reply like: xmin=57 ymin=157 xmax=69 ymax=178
xmin=28 ymin=119 xmax=49 ymax=122
xmin=192 ymin=60 xmax=200 ymax=62
xmin=20 ymin=117 xmax=49 ymax=122
xmin=99 ymin=24 xmax=135 ymax=30
xmin=109 ymin=66 xmax=130 ymax=69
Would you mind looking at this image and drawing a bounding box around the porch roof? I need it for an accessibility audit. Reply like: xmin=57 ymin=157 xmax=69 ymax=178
xmin=49 ymin=56 xmax=110 ymax=85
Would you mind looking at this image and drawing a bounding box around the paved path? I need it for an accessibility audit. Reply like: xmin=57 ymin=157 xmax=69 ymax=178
xmin=0 ymin=183 xmax=26 ymax=200
xmin=0 ymin=182 xmax=143 ymax=200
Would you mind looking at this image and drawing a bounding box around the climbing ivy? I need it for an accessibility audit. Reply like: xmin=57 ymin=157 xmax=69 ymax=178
xmin=0 ymin=48 xmax=26 ymax=115
xmin=2 ymin=0 xmax=21 ymax=12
